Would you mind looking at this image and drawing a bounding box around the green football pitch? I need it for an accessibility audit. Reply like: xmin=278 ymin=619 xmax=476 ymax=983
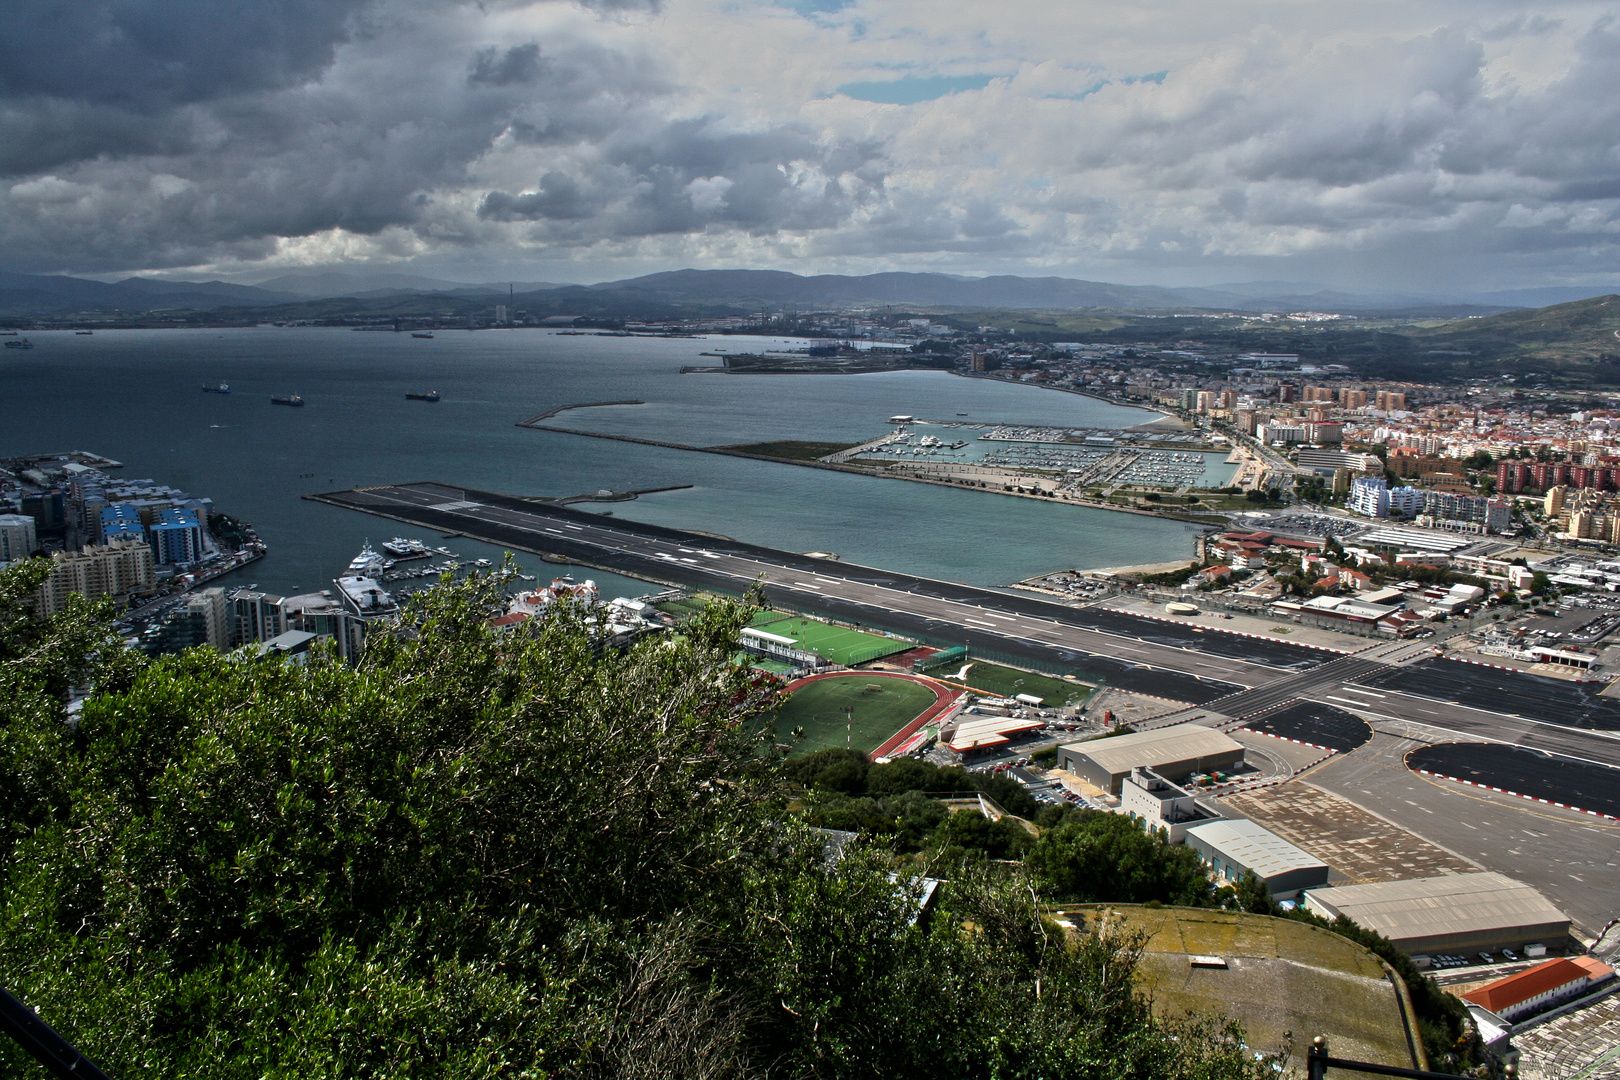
xmin=749 ymin=611 xmax=908 ymax=665
xmin=771 ymin=676 xmax=939 ymax=756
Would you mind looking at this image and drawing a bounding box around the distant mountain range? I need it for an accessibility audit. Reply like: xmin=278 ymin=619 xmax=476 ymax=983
xmin=4 ymin=265 xmax=1620 ymax=317
xmin=246 ymin=269 xmax=563 ymax=298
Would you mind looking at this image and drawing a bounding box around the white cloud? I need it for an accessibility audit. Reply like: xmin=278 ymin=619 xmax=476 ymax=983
xmin=3 ymin=0 xmax=1620 ymax=290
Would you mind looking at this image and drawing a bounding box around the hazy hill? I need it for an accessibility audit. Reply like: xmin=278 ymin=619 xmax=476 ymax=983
xmin=113 ymin=277 xmax=297 ymax=303
xmin=1409 ymin=294 xmax=1620 ymax=382
xmin=0 ymin=272 xmax=288 ymax=315
xmin=252 ymin=269 xmax=562 ymax=298
xmin=583 ymin=268 xmax=1230 ymax=310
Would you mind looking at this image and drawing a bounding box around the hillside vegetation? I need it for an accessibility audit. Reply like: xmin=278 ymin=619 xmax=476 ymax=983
xmin=1409 ymin=294 xmax=1620 ymax=382
xmin=0 ymin=559 xmax=1277 ymax=1080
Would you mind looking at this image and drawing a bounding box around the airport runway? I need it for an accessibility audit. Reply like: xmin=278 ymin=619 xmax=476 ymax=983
xmin=312 ymin=482 xmax=1620 ymax=774
xmin=311 ymin=482 xmax=1314 ymax=700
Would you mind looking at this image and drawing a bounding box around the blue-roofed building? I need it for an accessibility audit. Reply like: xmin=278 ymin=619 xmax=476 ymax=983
xmin=149 ymin=508 xmax=204 ymax=565
xmin=99 ymin=503 xmax=145 ymax=542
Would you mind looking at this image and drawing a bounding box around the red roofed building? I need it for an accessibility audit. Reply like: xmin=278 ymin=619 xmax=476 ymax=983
xmin=1462 ymin=957 xmax=1616 ymax=1021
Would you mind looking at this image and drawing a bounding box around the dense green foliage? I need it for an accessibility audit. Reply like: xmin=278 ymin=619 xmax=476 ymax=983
xmin=789 ymin=750 xmax=1039 ymax=860
xmin=1026 ymin=809 xmax=1217 ymax=907
xmin=0 ymin=562 xmax=1277 ymax=1080
xmin=787 ymin=749 xmax=1041 ymax=816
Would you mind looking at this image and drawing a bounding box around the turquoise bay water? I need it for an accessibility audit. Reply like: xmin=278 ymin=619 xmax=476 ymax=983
xmin=0 ymin=328 xmax=1202 ymax=596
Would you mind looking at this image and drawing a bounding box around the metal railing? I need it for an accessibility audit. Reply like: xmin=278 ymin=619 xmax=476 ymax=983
xmin=1 ymin=983 xmax=113 ymax=1080
xmin=1305 ymin=1036 xmax=1488 ymax=1080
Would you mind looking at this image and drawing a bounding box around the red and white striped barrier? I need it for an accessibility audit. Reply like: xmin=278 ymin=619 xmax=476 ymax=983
xmin=1413 ymin=769 xmax=1620 ymax=821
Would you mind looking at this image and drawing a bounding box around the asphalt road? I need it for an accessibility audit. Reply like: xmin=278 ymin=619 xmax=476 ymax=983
xmin=1313 ymin=684 xmax=1620 ymax=770
xmin=1309 ymin=731 xmax=1620 ymax=937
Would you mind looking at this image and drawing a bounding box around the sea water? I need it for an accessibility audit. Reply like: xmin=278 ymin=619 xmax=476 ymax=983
xmin=0 ymin=327 xmax=1204 ymax=596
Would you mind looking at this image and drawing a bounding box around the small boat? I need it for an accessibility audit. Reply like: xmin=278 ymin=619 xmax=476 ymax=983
xmin=4 ymin=339 xmax=33 ymax=349
xmin=76 ymin=330 xmax=93 ymax=335
xmin=411 ymin=332 xmax=434 ymax=339
xmin=271 ymin=394 xmax=304 ymax=406
xmin=405 ymin=391 xmax=440 ymax=401
xmin=202 ymin=382 xmax=230 ymax=394
xmin=382 ymin=537 xmax=432 ymax=560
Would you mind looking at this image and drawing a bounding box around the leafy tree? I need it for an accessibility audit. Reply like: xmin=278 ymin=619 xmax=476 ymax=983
xmin=0 ymin=562 xmax=1277 ymax=1080
xmin=783 ymin=747 xmax=869 ymax=793
xmin=932 ymin=809 xmax=1034 ymax=862
xmin=1026 ymin=810 xmax=1216 ymax=906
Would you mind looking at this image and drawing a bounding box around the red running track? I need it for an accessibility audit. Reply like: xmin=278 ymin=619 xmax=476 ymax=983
xmin=783 ymin=670 xmax=963 ymax=761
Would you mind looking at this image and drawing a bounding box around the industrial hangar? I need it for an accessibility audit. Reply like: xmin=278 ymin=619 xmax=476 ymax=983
xmin=1302 ymin=873 xmax=1571 ymax=956
xmin=1183 ymin=819 xmax=1331 ymax=899
xmin=1058 ymin=726 xmax=1245 ymax=795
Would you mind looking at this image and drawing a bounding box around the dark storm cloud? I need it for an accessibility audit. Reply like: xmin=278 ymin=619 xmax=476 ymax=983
xmin=9 ymin=0 xmax=1620 ymax=286
xmin=469 ymin=44 xmax=547 ymax=86
xmin=478 ymin=121 xmax=884 ymax=241
xmin=0 ymin=0 xmax=370 ymax=110
xmin=480 ymin=172 xmax=602 ymax=219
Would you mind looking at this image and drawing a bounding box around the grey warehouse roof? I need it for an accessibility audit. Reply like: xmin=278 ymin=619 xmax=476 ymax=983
xmin=1185 ymin=818 xmax=1328 ymax=880
xmin=1063 ymin=726 xmax=1243 ymax=775
xmin=1304 ymin=873 xmax=1568 ymax=943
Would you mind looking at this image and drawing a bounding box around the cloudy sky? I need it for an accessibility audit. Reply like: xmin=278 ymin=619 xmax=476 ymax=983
xmin=5 ymin=0 xmax=1620 ymax=290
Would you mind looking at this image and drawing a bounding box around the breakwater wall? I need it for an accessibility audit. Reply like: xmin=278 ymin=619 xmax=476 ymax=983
xmin=515 ymin=400 xmax=645 ymax=427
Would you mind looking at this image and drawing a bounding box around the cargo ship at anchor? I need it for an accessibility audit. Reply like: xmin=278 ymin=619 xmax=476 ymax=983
xmin=405 ymin=391 xmax=440 ymax=401
xmin=271 ymin=394 xmax=304 ymax=406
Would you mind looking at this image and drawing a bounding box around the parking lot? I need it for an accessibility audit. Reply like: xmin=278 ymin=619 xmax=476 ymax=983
xmin=1244 ymin=512 xmax=1367 ymax=540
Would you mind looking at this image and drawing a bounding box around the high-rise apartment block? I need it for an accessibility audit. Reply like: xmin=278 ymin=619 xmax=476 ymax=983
xmin=1339 ymin=388 xmax=1368 ymax=409
xmin=0 ymin=513 xmax=39 ymax=563
xmin=34 ymin=538 xmax=156 ymax=616
xmin=149 ymin=508 xmax=204 ymax=565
